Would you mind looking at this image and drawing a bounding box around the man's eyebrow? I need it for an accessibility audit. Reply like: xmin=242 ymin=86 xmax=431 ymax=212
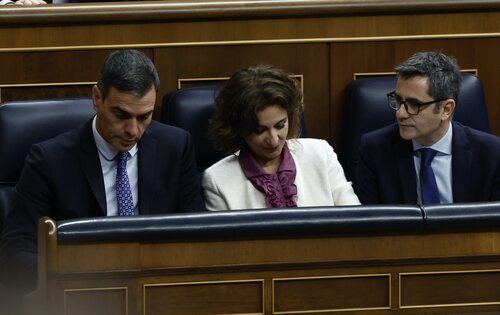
xmin=395 ymin=93 xmax=423 ymax=103
xmin=111 ymin=107 xmax=129 ymax=114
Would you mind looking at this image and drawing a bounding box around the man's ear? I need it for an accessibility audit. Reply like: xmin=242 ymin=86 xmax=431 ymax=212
xmin=441 ymin=99 xmax=456 ymax=120
xmin=91 ymin=85 xmax=102 ymax=111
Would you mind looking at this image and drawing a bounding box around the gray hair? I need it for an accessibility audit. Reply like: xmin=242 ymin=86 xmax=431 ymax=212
xmin=395 ymin=51 xmax=462 ymax=103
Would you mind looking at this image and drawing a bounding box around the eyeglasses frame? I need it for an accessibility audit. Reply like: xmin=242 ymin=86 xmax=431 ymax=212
xmin=387 ymin=91 xmax=448 ymax=115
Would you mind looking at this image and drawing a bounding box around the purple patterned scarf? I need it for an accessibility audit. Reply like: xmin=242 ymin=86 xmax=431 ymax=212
xmin=239 ymin=144 xmax=297 ymax=208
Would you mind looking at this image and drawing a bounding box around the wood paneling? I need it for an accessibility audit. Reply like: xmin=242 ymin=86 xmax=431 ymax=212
xmin=38 ymin=218 xmax=500 ymax=315
xmin=273 ymin=275 xmax=390 ymax=313
xmin=0 ymin=85 xmax=92 ymax=102
xmin=1 ymin=12 xmax=498 ymax=51
xmin=0 ymin=1 xmax=498 ymax=154
xmin=64 ymin=287 xmax=127 ymax=315
xmin=144 ymin=280 xmax=263 ymax=315
xmin=2 ymin=0 xmax=500 ymax=26
xmin=400 ymin=271 xmax=500 ymax=308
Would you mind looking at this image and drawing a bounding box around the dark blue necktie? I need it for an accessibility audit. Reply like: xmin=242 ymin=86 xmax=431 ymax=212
xmin=419 ymin=148 xmax=440 ymax=205
xmin=116 ymin=152 xmax=135 ymax=216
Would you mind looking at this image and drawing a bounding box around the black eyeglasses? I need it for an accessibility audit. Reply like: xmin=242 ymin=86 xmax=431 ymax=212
xmin=387 ymin=91 xmax=447 ymax=115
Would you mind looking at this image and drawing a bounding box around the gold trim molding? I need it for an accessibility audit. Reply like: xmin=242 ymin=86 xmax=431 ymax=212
xmin=177 ymin=74 xmax=304 ymax=93
xmin=0 ymin=81 xmax=95 ymax=103
xmin=0 ymin=81 xmax=96 ymax=88
xmin=354 ymin=69 xmax=479 ymax=80
xmin=0 ymin=33 xmax=498 ymax=53
xmin=177 ymin=77 xmax=229 ymax=89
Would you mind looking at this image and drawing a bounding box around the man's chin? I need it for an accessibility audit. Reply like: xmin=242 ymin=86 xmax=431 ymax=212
xmin=113 ymin=141 xmax=136 ymax=152
xmin=399 ymin=129 xmax=415 ymax=141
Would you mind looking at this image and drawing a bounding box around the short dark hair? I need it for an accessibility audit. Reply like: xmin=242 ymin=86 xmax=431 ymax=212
xmin=209 ymin=64 xmax=303 ymax=154
xmin=97 ymin=49 xmax=160 ymax=100
xmin=395 ymin=51 xmax=462 ymax=106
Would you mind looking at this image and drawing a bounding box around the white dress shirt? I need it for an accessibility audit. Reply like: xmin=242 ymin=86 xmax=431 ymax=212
xmin=92 ymin=117 xmax=139 ymax=216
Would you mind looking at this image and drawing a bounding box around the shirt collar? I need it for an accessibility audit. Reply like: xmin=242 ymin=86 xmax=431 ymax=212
xmin=413 ymin=121 xmax=453 ymax=155
xmin=92 ymin=116 xmax=138 ymax=160
xmin=239 ymin=143 xmax=295 ymax=177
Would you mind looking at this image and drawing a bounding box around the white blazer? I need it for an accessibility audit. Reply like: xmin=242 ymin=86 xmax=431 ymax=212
xmin=202 ymin=138 xmax=360 ymax=210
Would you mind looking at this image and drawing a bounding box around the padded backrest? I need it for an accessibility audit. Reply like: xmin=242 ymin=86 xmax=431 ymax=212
xmin=340 ymin=72 xmax=490 ymax=180
xmin=0 ymin=97 xmax=95 ymax=184
xmin=423 ymin=201 xmax=500 ymax=230
xmin=0 ymin=97 xmax=94 ymax=236
xmin=162 ymin=85 xmax=308 ymax=172
xmin=162 ymin=85 xmax=223 ymax=172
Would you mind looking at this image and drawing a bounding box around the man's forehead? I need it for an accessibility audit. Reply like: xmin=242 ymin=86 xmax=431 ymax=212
xmin=110 ymin=103 xmax=154 ymax=114
xmin=396 ymin=76 xmax=430 ymax=95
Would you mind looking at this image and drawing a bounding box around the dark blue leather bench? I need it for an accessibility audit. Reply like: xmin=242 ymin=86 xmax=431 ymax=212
xmin=56 ymin=202 xmax=500 ymax=245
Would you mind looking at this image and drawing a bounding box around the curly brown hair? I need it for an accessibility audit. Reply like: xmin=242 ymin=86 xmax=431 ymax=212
xmin=209 ymin=64 xmax=303 ymax=154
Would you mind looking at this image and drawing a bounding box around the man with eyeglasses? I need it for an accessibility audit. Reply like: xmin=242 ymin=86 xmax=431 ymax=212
xmin=354 ymin=51 xmax=500 ymax=205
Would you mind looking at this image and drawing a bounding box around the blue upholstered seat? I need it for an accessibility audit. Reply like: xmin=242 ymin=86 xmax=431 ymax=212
xmin=162 ymin=85 xmax=224 ymax=172
xmin=0 ymin=98 xmax=94 ymax=233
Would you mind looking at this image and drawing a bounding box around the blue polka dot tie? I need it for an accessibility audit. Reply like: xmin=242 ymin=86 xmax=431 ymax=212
xmin=116 ymin=152 xmax=135 ymax=216
xmin=419 ymin=148 xmax=440 ymax=205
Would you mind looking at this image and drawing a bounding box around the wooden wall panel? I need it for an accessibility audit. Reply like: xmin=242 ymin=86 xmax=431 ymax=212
xmin=1 ymin=11 xmax=498 ymax=50
xmin=154 ymin=44 xmax=331 ymax=141
xmin=38 ymin=216 xmax=500 ymax=315
xmin=144 ymin=280 xmax=263 ymax=315
xmin=0 ymin=49 xmax=153 ymax=102
xmin=273 ymin=274 xmax=390 ymax=313
xmin=400 ymin=270 xmax=500 ymax=308
xmin=64 ymin=287 xmax=127 ymax=315
xmin=0 ymin=85 xmax=91 ymax=103
xmin=0 ymin=0 xmax=498 ymax=160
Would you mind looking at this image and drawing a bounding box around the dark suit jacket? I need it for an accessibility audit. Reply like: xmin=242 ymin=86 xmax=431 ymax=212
xmin=354 ymin=121 xmax=500 ymax=204
xmin=0 ymin=119 xmax=205 ymax=291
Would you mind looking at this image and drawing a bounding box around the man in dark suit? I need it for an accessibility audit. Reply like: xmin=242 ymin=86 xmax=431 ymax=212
xmin=0 ymin=49 xmax=205 ymax=306
xmin=354 ymin=51 xmax=500 ymax=204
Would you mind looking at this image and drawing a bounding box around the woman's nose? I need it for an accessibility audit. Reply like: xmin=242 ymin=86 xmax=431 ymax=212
xmin=266 ymin=130 xmax=279 ymax=145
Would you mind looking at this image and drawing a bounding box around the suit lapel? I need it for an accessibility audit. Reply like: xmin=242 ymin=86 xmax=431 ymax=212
xmin=80 ymin=120 xmax=107 ymax=214
xmin=451 ymin=122 xmax=472 ymax=202
xmin=396 ymin=138 xmax=418 ymax=203
xmin=137 ymin=126 xmax=157 ymax=214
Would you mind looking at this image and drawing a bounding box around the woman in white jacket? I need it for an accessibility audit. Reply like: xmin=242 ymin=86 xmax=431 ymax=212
xmin=202 ymin=64 xmax=359 ymax=210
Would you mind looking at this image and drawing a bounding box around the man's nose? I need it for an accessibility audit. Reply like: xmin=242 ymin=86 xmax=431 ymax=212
xmin=124 ymin=119 xmax=139 ymax=137
xmin=396 ymin=104 xmax=410 ymax=119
